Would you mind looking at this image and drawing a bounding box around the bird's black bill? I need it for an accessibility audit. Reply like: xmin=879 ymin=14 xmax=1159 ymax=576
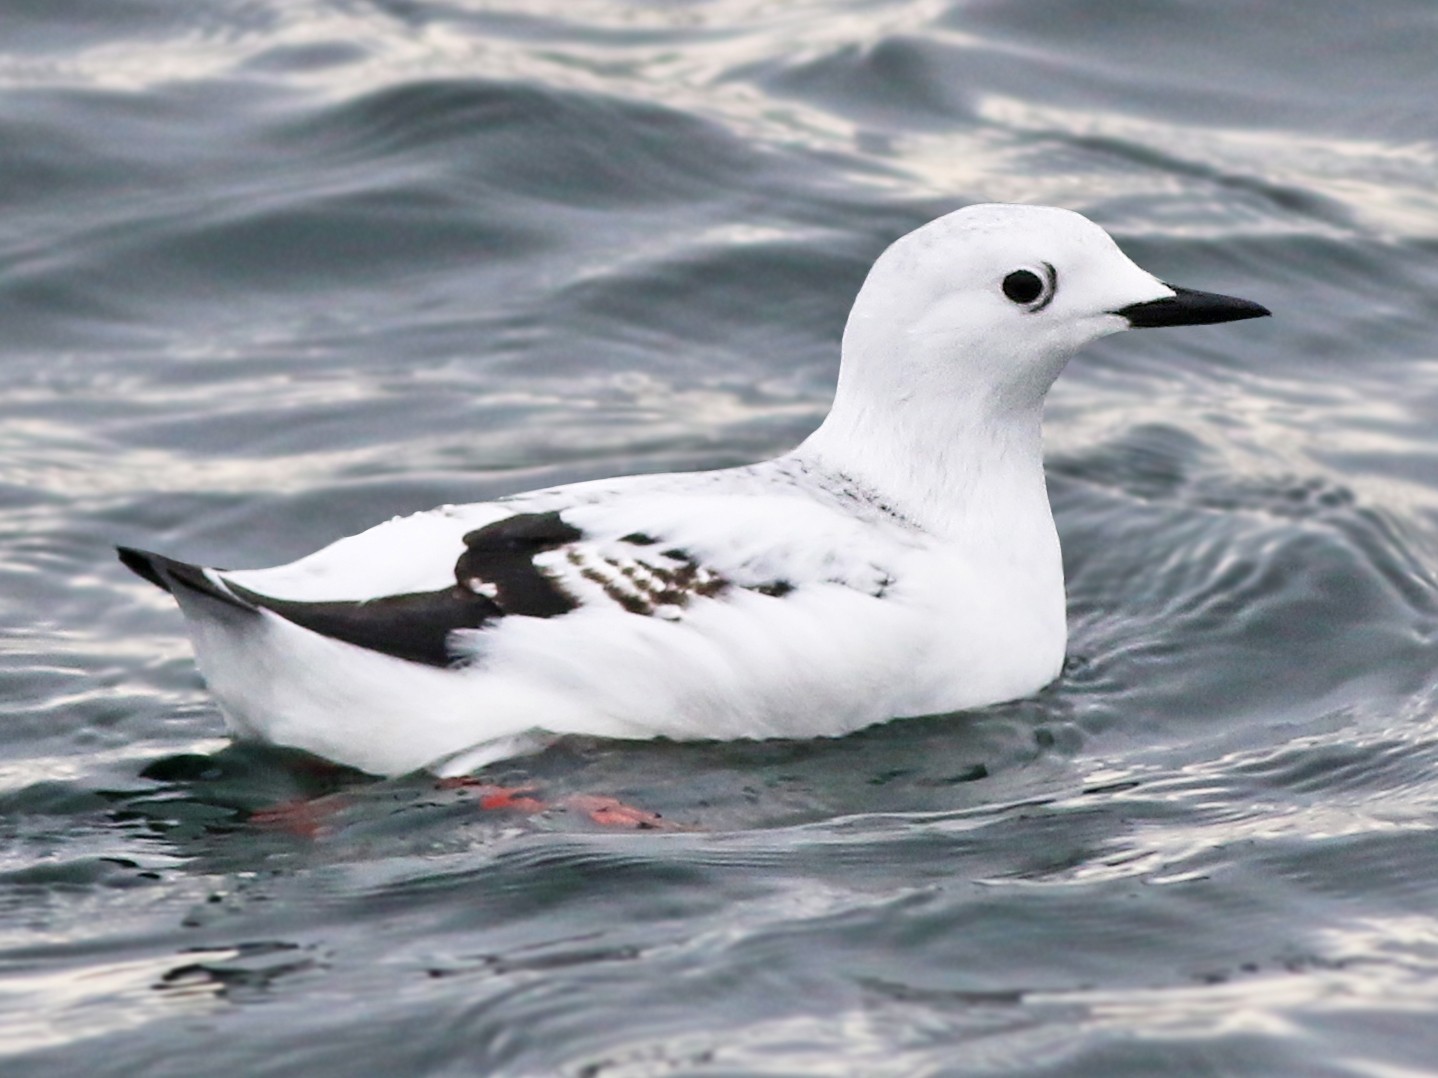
xmin=1116 ymin=285 xmax=1270 ymax=328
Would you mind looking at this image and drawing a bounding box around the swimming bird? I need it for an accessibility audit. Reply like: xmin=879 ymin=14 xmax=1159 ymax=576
xmin=119 ymin=204 xmax=1268 ymax=777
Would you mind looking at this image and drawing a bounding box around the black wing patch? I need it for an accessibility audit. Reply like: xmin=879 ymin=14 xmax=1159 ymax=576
xmin=219 ymin=511 xmax=587 ymax=668
xmin=130 ymin=510 xmax=801 ymax=670
xmin=455 ymin=510 xmax=583 ymax=618
xmin=225 ymin=582 xmax=502 ymax=668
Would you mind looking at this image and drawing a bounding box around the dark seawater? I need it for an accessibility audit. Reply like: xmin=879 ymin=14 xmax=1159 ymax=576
xmin=4 ymin=1 xmax=1438 ymax=1073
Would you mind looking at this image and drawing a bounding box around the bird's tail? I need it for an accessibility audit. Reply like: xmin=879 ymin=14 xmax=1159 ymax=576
xmin=116 ymin=547 xmax=257 ymax=614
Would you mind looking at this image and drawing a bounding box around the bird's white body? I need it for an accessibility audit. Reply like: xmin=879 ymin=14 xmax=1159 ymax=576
xmin=122 ymin=205 xmax=1267 ymax=775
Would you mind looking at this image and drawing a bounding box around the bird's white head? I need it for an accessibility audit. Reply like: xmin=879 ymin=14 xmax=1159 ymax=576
xmin=835 ymin=203 xmax=1267 ymax=418
xmin=802 ymin=204 xmax=1268 ymax=527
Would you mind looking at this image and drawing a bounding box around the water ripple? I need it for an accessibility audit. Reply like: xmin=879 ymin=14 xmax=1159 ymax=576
xmin=6 ymin=0 xmax=1438 ymax=1074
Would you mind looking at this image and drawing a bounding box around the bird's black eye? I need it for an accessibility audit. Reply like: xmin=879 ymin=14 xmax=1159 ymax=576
xmin=1002 ymin=269 xmax=1045 ymax=305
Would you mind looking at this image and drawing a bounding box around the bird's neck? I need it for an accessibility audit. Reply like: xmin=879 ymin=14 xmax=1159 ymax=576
xmin=795 ymin=377 xmax=1052 ymax=541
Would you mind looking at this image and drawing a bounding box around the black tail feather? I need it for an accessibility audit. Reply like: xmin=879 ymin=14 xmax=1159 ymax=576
xmin=116 ymin=546 xmax=257 ymax=613
xmin=117 ymin=545 xmax=170 ymax=592
xmin=117 ymin=545 xmax=482 ymax=664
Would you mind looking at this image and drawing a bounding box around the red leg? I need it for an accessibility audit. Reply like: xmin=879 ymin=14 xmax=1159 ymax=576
xmin=437 ymin=777 xmax=551 ymax=812
xmin=439 ymin=777 xmax=680 ymax=829
xmin=561 ymin=794 xmax=678 ymax=830
xmin=251 ymin=778 xmax=683 ymax=834
xmin=248 ymin=794 xmax=350 ymax=839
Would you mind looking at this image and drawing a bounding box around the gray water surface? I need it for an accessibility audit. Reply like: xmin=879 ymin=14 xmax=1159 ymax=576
xmin=5 ymin=2 xmax=1438 ymax=1074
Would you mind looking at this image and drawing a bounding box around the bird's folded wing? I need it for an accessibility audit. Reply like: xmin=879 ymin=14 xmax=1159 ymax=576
xmin=209 ymin=486 xmax=916 ymax=668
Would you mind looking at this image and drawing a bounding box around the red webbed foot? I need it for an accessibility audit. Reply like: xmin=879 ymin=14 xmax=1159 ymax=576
xmin=439 ymin=778 xmax=680 ymax=829
xmin=560 ymin=794 xmax=678 ymax=830
xmin=248 ymin=794 xmax=350 ymax=839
